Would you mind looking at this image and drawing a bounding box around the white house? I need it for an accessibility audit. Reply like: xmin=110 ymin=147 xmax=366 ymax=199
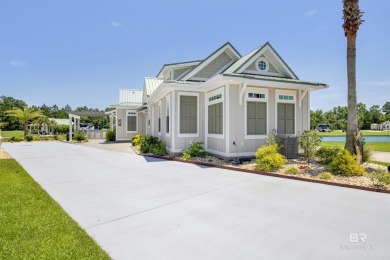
xmin=108 ymin=42 xmax=328 ymax=158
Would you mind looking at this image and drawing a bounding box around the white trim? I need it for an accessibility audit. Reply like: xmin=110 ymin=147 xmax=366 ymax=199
xmin=177 ymin=92 xmax=199 ymax=138
xmin=171 ymin=91 xmax=176 ymax=150
xmin=206 ymin=148 xmax=256 ymax=158
xmin=298 ymin=89 xmax=308 ymax=108
xmin=188 ymin=77 xmax=208 ymax=81
xmin=206 ymin=87 xmax=225 ymax=139
xmin=307 ymin=91 xmax=311 ymax=130
xmin=165 ymin=94 xmax=171 ymax=137
xmin=275 ymin=89 xmax=297 ymax=135
xmin=242 ymin=70 xmax=285 ymax=78
xmin=244 ymin=87 xmax=269 ymax=139
xmin=126 ymin=110 xmax=138 ymax=133
xmin=225 ymin=84 xmax=230 ymax=154
xmin=239 ymin=83 xmax=248 ymax=105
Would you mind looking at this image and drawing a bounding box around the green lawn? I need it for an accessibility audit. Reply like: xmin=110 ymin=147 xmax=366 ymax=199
xmin=320 ymin=141 xmax=390 ymax=152
xmin=0 ymin=159 xmax=110 ymax=259
xmin=318 ymin=130 xmax=390 ymax=136
xmin=1 ymin=130 xmax=24 ymax=138
xmin=369 ymin=161 xmax=390 ymax=167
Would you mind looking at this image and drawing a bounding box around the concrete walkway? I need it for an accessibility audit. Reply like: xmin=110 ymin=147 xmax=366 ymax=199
xmin=78 ymin=139 xmax=135 ymax=154
xmin=371 ymin=151 xmax=390 ymax=163
xmin=3 ymin=142 xmax=390 ymax=260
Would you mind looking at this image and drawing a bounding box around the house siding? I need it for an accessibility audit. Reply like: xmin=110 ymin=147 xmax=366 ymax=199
xmin=192 ymin=52 xmax=232 ymax=79
xmin=246 ymin=55 xmax=279 ymax=74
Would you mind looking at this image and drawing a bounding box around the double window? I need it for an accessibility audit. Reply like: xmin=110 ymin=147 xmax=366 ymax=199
xmin=126 ymin=111 xmax=137 ymax=132
xmin=179 ymin=94 xmax=198 ymax=134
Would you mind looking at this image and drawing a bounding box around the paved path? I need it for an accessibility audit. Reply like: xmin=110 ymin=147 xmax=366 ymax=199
xmin=3 ymin=142 xmax=390 ymax=260
xmin=78 ymin=139 xmax=136 ymax=154
xmin=371 ymin=151 xmax=390 ymax=163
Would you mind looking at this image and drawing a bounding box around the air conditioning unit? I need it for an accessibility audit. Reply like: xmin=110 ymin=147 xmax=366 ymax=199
xmin=276 ymin=135 xmax=298 ymax=159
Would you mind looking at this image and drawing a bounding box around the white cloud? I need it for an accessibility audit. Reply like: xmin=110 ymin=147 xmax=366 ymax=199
xmin=9 ymin=60 xmax=26 ymax=67
xmin=305 ymin=10 xmax=317 ymax=17
xmin=110 ymin=21 xmax=122 ymax=27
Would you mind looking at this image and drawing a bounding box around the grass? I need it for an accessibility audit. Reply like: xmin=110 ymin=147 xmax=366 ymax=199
xmin=1 ymin=130 xmax=24 ymax=138
xmin=0 ymin=159 xmax=110 ymax=259
xmin=318 ymin=130 xmax=390 ymax=136
xmin=320 ymin=141 xmax=390 ymax=152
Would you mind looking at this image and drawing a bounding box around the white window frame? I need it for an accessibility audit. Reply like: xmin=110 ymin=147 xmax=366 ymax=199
xmin=255 ymin=57 xmax=269 ymax=72
xmin=165 ymin=94 xmax=171 ymax=137
xmin=275 ymin=89 xmax=297 ymax=135
xmin=244 ymin=87 xmax=268 ymax=140
xmin=207 ymin=87 xmax=224 ymax=139
xmin=126 ymin=110 xmax=138 ymax=133
xmin=178 ymin=92 xmax=199 ymax=138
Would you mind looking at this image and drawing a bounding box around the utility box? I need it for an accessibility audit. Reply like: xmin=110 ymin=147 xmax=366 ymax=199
xmin=277 ymin=135 xmax=298 ymax=159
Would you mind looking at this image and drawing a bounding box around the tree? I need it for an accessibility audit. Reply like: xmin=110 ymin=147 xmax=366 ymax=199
xmin=5 ymin=107 xmax=44 ymax=136
xmin=0 ymin=96 xmax=27 ymax=130
xmin=342 ymin=0 xmax=364 ymax=156
xmin=382 ymin=102 xmax=390 ymax=115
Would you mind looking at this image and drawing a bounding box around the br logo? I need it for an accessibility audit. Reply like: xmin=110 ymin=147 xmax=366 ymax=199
xmin=350 ymin=233 xmax=367 ymax=243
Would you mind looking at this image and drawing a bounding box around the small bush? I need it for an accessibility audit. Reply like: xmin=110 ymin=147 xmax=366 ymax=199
xmin=318 ymin=172 xmax=333 ymax=180
xmin=73 ymin=132 xmax=86 ymax=142
xmin=362 ymin=146 xmax=373 ymax=163
xmin=131 ymin=134 xmax=142 ymax=146
xmin=24 ymin=134 xmax=33 ymax=141
xmin=327 ymin=149 xmax=366 ymax=176
xmin=255 ymin=144 xmax=287 ymax=171
xmin=378 ymin=173 xmax=390 ymax=185
xmin=105 ymin=130 xmax=116 ymax=141
xmin=139 ymin=135 xmax=167 ymax=155
xmin=299 ymin=130 xmax=322 ymax=163
xmin=284 ymin=166 xmax=301 ymax=175
xmin=10 ymin=136 xmax=24 ymax=142
xmin=315 ymin=147 xmax=341 ymax=165
xmin=182 ymin=142 xmax=206 ymax=160
xmin=53 ymin=135 xmax=59 ymax=140
xmin=32 ymin=135 xmax=40 ymax=141
xmin=55 ymin=125 xmax=69 ymax=134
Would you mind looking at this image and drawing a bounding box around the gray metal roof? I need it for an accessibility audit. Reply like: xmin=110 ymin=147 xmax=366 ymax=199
xmin=119 ymin=89 xmax=143 ymax=104
xmin=223 ymin=45 xmax=264 ymax=74
xmin=144 ymin=78 xmax=164 ymax=97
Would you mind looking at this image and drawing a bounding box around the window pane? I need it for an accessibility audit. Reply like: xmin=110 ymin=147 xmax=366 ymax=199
xmin=127 ymin=116 xmax=136 ymax=132
xmin=166 ymin=116 xmax=169 ymax=133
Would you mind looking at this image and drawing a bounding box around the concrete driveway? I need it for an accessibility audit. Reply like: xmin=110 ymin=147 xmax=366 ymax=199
xmin=3 ymin=142 xmax=390 ymax=259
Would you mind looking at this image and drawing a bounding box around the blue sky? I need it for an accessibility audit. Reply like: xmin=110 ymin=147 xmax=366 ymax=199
xmin=0 ymin=0 xmax=389 ymax=111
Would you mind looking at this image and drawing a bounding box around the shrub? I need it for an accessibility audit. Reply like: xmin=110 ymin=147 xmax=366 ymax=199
xmin=139 ymin=135 xmax=167 ymax=155
xmin=378 ymin=173 xmax=390 ymax=185
xmin=10 ymin=136 xmax=24 ymax=142
xmin=73 ymin=132 xmax=86 ymax=142
xmin=318 ymin=172 xmax=333 ymax=180
xmin=362 ymin=146 xmax=373 ymax=163
xmin=182 ymin=142 xmax=206 ymax=160
xmin=284 ymin=166 xmax=300 ymax=175
xmin=255 ymin=144 xmax=287 ymax=171
xmin=315 ymin=147 xmax=341 ymax=165
xmin=131 ymin=134 xmax=142 ymax=146
xmin=24 ymin=134 xmax=33 ymax=141
xmin=32 ymin=135 xmax=40 ymax=141
xmin=105 ymin=130 xmax=116 ymax=141
xmin=53 ymin=135 xmax=59 ymax=140
xmin=55 ymin=125 xmax=69 ymax=134
xmin=327 ymin=149 xmax=366 ymax=176
xmin=299 ymin=130 xmax=322 ymax=163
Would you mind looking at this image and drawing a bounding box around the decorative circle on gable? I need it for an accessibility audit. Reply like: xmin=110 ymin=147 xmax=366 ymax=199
xmin=255 ymin=57 xmax=269 ymax=72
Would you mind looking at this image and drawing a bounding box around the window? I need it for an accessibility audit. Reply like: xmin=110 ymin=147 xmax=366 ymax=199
xmin=277 ymin=103 xmax=295 ymax=134
xmin=208 ymin=102 xmax=223 ymax=134
xmin=127 ymin=111 xmax=137 ymax=132
xmin=166 ymin=96 xmax=170 ymax=134
xmin=248 ymin=93 xmax=265 ymax=99
xmin=258 ymin=61 xmax=267 ymax=70
xmin=255 ymin=57 xmax=269 ymax=72
xmin=247 ymin=102 xmax=267 ymax=135
xmin=209 ymin=94 xmax=222 ymax=102
xmin=158 ymin=102 xmax=161 ymax=133
xmin=278 ymin=95 xmax=294 ymax=101
xmin=180 ymin=95 xmax=197 ymax=134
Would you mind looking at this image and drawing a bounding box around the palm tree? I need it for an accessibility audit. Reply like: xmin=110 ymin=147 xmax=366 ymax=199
xmin=5 ymin=107 xmax=44 ymax=136
xmin=342 ymin=0 xmax=364 ymax=156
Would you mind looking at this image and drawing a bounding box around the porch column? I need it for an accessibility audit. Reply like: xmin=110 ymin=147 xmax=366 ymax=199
xmin=109 ymin=115 xmax=114 ymax=130
xmin=68 ymin=114 xmax=73 ymax=142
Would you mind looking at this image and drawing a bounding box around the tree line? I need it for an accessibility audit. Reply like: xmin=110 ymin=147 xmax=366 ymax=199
xmin=0 ymin=96 xmax=110 ymax=131
xmin=310 ymin=102 xmax=390 ymax=130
